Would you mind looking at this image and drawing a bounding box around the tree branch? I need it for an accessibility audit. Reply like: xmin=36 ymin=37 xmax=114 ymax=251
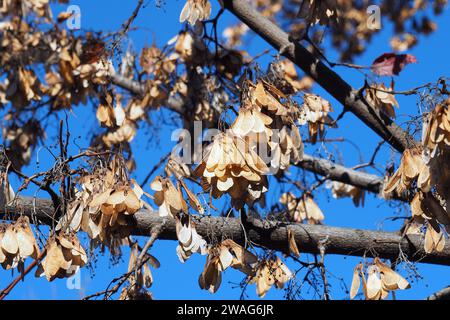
xmin=2 ymin=197 xmax=449 ymax=266
xmin=110 ymin=73 xmax=185 ymax=114
xmin=298 ymin=154 xmax=383 ymax=195
xmin=222 ymin=0 xmax=418 ymax=153
xmin=426 ymin=286 xmax=450 ymax=300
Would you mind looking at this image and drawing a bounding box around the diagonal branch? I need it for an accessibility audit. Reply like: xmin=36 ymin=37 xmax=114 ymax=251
xmin=2 ymin=197 xmax=449 ymax=266
xmin=222 ymin=0 xmax=419 ymax=153
xmin=426 ymin=286 xmax=450 ymax=300
xmin=298 ymin=154 xmax=383 ymax=195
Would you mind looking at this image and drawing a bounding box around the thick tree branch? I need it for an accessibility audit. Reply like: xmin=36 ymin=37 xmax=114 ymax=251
xmin=222 ymin=0 xmax=419 ymax=153
xmin=2 ymin=197 xmax=449 ymax=266
xmin=297 ymin=155 xmax=407 ymax=201
xmin=298 ymin=155 xmax=383 ymax=194
xmin=426 ymin=286 xmax=450 ymax=300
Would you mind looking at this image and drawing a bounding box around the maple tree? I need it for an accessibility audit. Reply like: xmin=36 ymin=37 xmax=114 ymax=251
xmin=0 ymin=0 xmax=449 ymax=300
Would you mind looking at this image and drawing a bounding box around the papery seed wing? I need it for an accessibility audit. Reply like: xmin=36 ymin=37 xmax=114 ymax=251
xmin=2 ymin=225 xmax=18 ymax=255
xmin=350 ymin=265 xmax=361 ymax=299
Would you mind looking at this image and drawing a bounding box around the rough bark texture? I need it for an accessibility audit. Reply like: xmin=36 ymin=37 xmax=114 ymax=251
xmin=297 ymin=156 xmax=407 ymax=201
xmin=426 ymin=286 xmax=450 ymax=300
xmin=1 ymin=196 xmax=449 ymax=266
xmin=299 ymin=155 xmax=383 ymax=194
xmin=222 ymin=0 xmax=419 ymax=153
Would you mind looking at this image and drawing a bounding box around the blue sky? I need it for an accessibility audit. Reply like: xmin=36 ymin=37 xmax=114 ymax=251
xmin=1 ymin=0 xmax=449 ymax=300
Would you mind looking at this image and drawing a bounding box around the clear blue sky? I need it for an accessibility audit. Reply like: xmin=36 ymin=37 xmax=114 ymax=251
xmin=1 ymin=0 xmax=450 ymax=300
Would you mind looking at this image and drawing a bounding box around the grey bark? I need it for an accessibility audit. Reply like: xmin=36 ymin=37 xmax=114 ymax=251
xmin=426 ymin=286 xmax=450 ymax=300
xmin=299 ymin=155 xmax=383 ymax=194
xmin=1 ymin=196 xmax=449 ymax=266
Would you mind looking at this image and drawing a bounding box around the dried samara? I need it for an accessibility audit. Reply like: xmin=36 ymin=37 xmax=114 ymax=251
xmin=56 ymin=164 xmax=145 ymax=243
xmin=423 ymin=99 xmax=450 ymax=155
xmin=0 ymin=216 xmax=40 ymax=270
xmin=179 ymin=0 xmax=212 ymax=25
xmin=176 ymin=215 xmax=208 ymax=262
xmin=409 ymin=192 xmax=447 ymax=254
xmin=194 ymin=132 xmax=269 ymax=209
xmin=36 ymin=232 xmax=87 ymax=281
xmin=327 ymin=181 xmax=365 ymax=207
xmin=365 ymin=82 xmax=399 ymax=119
xmin=249 ymin=256 xmax=293 ymax=298
xmin=0 ymin=171 xmax=15 ymax=207
xmin=298 ymin=94 xmax=334 ymax=144
xmin=383 ymin=147 xmax=431 ymax=194
xmin=199 ymin=239 xmax=258 ymax=293
xmin=350 ymin=259 xmax=410 ymax=300
xmin=279 ymin=192 xmax=325 ymax=224
xmin=151 ymin=176 xmax=187 ymax=217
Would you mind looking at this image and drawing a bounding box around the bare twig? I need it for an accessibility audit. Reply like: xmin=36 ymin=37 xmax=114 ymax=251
xmin=0 ymin=250 xmax=46 ymax=300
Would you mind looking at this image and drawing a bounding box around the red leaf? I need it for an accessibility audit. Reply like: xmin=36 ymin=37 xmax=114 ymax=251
xmin=371 ymin=53 xmax=417 ymax=76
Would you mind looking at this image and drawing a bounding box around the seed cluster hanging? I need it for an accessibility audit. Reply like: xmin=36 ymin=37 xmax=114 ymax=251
xmin=350 ymin=258 xmax=410 ymax=300
xmin=0 ymin=216 xmax=40 ymax=270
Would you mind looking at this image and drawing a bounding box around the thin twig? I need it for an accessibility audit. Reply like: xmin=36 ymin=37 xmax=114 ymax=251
xmin=0 ymin=250 xmax=46 ymax=300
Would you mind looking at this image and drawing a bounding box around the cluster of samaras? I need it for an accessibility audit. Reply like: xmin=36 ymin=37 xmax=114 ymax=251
xmin=0 ymin=216 xmax=39 ymax=270
xmin=0 ymin=215 xmax=87 ymax=282
xmin=327 ymin=181 xmax=365 ymax=207
xmin=0 ymin=0 xmax=62 ymax=19
xmin=298 ymin=93 xmax=335 ymax=143
xmin=194 ymin=131 xmax=271 ymax=210
xmin=179 ymin=0 xmax=212 ymax=25
xmin=192 ymin=79 xmax=333 ymax=210
xmin=177 ymin=0 xmax=339 ymax=27
xmin=151 ymin=176 xmax=204 ymax=218
xmin=59 ymin=161 xmax=145 ymax=243
xmin=36 ymin=232 xmax=87 ymax=281
xmin=144 ymin=75 xmax=339 ymax=296
xmin=279 ymin=192 xmax=325 ymax=224
xmin=118 ymin=243 xmax=160 ymax=300
xmin=350 ymin=258 xmax=410 ymax=300
xmin=383 ymin=99 xmax=450 ymax=254
xmin=364 ymin=82 xmax=399 ymax=119
xmin=0 ymin=23 xmax=111 ymax=110
xmin=250 ymin=256 xmax=293 ymax=298
xmin=0 ymin=17 xmax=112 ymax=170
xmin=176 ymin=215 xmax=208 ymax=262
xmin=96 ymin=93 xmax=145 ymax=148
xmin=199 ymin=239 xmax=293 ymax=298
